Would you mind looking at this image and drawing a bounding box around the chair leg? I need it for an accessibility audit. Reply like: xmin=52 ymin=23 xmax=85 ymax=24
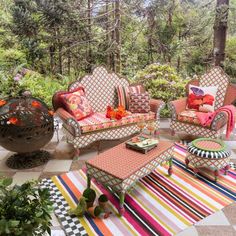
xmin=171 ymin=130 xmax=175 ymax=136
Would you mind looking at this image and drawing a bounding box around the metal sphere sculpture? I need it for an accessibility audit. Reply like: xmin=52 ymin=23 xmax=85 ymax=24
xmin=0 ymin=96 xmax=54 ymax=169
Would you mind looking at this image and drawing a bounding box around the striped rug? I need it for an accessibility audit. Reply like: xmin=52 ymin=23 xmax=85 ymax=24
xmin=42 ymin=143 xmax=236 ymax=236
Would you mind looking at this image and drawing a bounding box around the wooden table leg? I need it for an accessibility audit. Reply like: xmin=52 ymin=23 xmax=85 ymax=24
xmin=214 ymin=170 xmax=219 ymax=182
xmin=87 ymin=174 xmax=91 ymax=188
xmin=168 ymin=157 xmax=173 ymax=176
xmin=119 ymin=191 xmax=125 ymax=216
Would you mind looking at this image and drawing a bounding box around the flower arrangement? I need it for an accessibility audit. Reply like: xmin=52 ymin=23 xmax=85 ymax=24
xmin=106 ymin=105 xmax=127 ymax=120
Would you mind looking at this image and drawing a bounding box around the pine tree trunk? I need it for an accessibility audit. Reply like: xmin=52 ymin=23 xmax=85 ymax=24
xmin=115 ymin=0 xmax=121 ymax=73
xmin=106 ymin=0 xmax=110 ymax=69
xmin=87 ymin=0 xmax=93 ymax=72
xmin=110 ymin=1 xmax=116 ymax=71
xmin=49 ymin=45 xmax=55 ymax=74
xmin=213 ymin=0 xmax=229 ymax=66
xmin=147 ymin=7 xmax=154 ymax=64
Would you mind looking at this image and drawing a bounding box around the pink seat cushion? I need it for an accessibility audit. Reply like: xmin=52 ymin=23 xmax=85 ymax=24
xmin=177 ymin=110 xmax=211 ymax=127
xmin=78 ymin=111 xmax=156 ymax=133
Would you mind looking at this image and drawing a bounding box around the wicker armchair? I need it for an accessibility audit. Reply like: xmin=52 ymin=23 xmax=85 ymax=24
xmin=53 ymin=67 xmax=165 ymax=149
xmin=168 ymin=67 xmax=236 ymax=139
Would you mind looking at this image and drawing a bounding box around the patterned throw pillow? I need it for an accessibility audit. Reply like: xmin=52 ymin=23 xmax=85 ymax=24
xmin=59 ymin=88 xmax=93 ymax=120
xmin=129 ymin=92 xmax=151 ymax=113
xmin=117 ymin=85 xmax=143 ymax=110
xmin=187 ymin=85 xmax=218 ymax=112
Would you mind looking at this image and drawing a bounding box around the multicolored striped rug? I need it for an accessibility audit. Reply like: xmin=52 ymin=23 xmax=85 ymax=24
xmin=41 ymin=143 xmax=236 ymax=236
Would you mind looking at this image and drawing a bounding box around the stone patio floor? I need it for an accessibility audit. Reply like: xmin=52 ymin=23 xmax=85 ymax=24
xmin=0 ymin=118 xmax=236 ymax=236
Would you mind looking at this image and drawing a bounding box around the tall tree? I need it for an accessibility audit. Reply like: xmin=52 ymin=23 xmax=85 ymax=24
xmin=213 ymin=0 xmax=230 ymax=66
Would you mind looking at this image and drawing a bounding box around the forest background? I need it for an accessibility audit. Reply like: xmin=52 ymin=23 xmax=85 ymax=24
xmin=0 ymin=0 xmax=235 ymax=115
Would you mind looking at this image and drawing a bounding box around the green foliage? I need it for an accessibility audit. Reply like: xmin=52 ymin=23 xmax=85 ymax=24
xmin=224 ymin=36 xmax=236 ymax=83
xmin=20 ymin=72 xmax=75 ymax=108
xmin=0 ymin=70 xmax=25 ymax=97
xmin=68 ymin=196 xmax=87 ymax=217
xmin=98 ymin=194 xmax=108 ymax=202
xmin=83 ymin=188 xmax=96 ymax=203
xmin=0 ymin=177 xmax=53 ymax=236
xmin=0 ymin=48 xmax=27 ymax=69
xmin=135 ymin=64 xmax=187 ymax=117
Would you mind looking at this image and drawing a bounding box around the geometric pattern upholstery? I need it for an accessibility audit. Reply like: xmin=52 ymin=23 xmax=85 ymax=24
xmin=63 ymin=120 xmax=160 ymax=149
xmin=169 ymin=67 xmax=232 ymax=139
xmin=86 ymin=143 xmax=174 ymax=193
xmin=78 ymin=111 xmax=155 ymax=133
xmin=170 ymin=120 xmax=223 ymax=139
xmin=55 ymin=67 xmax=164 ymax=149
xmin=186 ymin=153 xmax=231 ymax=170
xmin=199 ymin=67 xmax=230 ymax=110
xmin=69 ymin=67 xmax=129 ymax=113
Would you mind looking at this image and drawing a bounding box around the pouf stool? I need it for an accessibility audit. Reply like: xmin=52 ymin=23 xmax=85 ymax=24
xmin=186 ymin=138 xmax=231 ymax=181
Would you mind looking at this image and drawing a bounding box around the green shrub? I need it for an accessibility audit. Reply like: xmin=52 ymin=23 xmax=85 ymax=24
xmin=0 ymin=48 xmax=27 ymax=69
xmin=0 ymin=177 xmax=53 ymax=235
xmin=20 ymin=71 xmax=75 ymax=108
xmin=135 ymin=63 xmax=187 ymax=117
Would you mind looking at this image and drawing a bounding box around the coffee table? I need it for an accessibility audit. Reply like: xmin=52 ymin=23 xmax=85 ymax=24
xmin=85 ymin=139 xmax=174 ymax=215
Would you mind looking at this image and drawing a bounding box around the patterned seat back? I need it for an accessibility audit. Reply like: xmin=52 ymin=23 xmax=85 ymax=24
xmin=199 ymin=67 xmax=230 ymax=110
xmin=69 ymin=67 xmax=129 ymax=112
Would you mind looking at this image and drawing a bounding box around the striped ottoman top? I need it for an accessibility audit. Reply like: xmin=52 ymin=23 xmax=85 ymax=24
xmin=188 ymin=138 xmax=231 ymax=159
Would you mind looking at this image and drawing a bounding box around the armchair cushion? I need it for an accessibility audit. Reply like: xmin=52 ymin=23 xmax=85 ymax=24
xmin=178 ymin=110 xmax=211 ymax=127
xmin=59 ymin=87 xmax=93 ymax=121
xmin=78 ymin=111 xmax=155 ymax=133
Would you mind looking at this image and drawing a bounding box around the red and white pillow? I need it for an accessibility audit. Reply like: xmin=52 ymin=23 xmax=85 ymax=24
xmin=187 ymin=85 xmax=218 ymax=112
xmin=129 ymin=92 xmax=151 ymax=113
xmin=59 ymin=87 xmax=93 ymax=120
xmin=117 ymin=85 xmax=143 ymax=110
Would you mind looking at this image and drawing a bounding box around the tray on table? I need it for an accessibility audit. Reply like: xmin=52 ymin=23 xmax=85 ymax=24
xmin=125 ymin=135 xmax=158 ymax=154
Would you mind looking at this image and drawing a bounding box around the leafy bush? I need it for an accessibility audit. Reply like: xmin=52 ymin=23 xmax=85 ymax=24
xmin=224 ymin=36 xmax=236 ymax=83
xmin=0 ymin=177 xmax=53 ymax=235
xmin=0 ymin=71 xmax=26 ymax=97
xmin=135 ymin=63 xmax=187 ymax=117
xmin=0 ymin=48 xmax=27 ymax=69
xmin=0 ymin=68 xmax=76 ymax=108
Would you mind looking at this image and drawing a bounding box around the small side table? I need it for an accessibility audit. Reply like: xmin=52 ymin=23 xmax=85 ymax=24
xmin=186 ymin=138 xmax=231 ymax=181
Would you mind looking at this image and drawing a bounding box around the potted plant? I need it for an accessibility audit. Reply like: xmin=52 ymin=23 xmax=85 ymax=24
xmin=0 ymin=177 xmax=53 ymax=235
xmin=68 ymin=196 xmax=87 ymax=217
xmin=98 ymin=194 xmax=109 ymax=209
xmin=82 ymin=188 xmax=96 ymax=208
xmin=87 ymin=206 xmax=103 ymax=218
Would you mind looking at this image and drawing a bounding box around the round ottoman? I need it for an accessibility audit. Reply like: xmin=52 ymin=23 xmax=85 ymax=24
xmin=186 ymin=138 xmax=231 ymax=181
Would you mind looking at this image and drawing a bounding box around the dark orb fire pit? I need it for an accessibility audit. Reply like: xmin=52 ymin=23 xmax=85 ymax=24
xmin=0 ymin=96 xmax=54 ymax=169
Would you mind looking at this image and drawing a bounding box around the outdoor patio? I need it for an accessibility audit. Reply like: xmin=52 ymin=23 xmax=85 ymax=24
xmin=0 ymin=118 xmax=236 ymax=236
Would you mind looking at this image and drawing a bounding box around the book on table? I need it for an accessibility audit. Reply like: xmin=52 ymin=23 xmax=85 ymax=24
xmin=125 ymin=135 xmax=159 ymax=154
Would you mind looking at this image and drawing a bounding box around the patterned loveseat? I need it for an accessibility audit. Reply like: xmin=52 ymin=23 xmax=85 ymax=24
xmin=53 ymin=67 xmax=165 ymax=149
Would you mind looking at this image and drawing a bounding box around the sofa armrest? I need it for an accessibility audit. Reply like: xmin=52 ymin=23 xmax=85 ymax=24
xmin=56 ymin=108 xmax=81 ymax=137
xmin=168 ymin=98 xmax=187 ymax=120
xmin=211 ymin=111 xmax=228 ymax=131
xmin=150 ymin=99 xmax=165 ymax=118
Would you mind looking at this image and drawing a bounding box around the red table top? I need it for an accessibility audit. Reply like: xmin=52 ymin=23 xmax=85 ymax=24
xmin=86 ymin=140 xmax=173 ymax=180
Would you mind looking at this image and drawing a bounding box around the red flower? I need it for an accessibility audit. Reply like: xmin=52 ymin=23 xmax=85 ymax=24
xmin=31 ymin=101 xmax=41 ymax=108
xmin=8 ymin=117 xmax=18 ymax=125
xmin=115 ymin=111 xmax=123 ymax=120
xmin=0 ymin=100 xmax=6 ymax=107
xmin=48 ymin=110 xmax=54 ymax=116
